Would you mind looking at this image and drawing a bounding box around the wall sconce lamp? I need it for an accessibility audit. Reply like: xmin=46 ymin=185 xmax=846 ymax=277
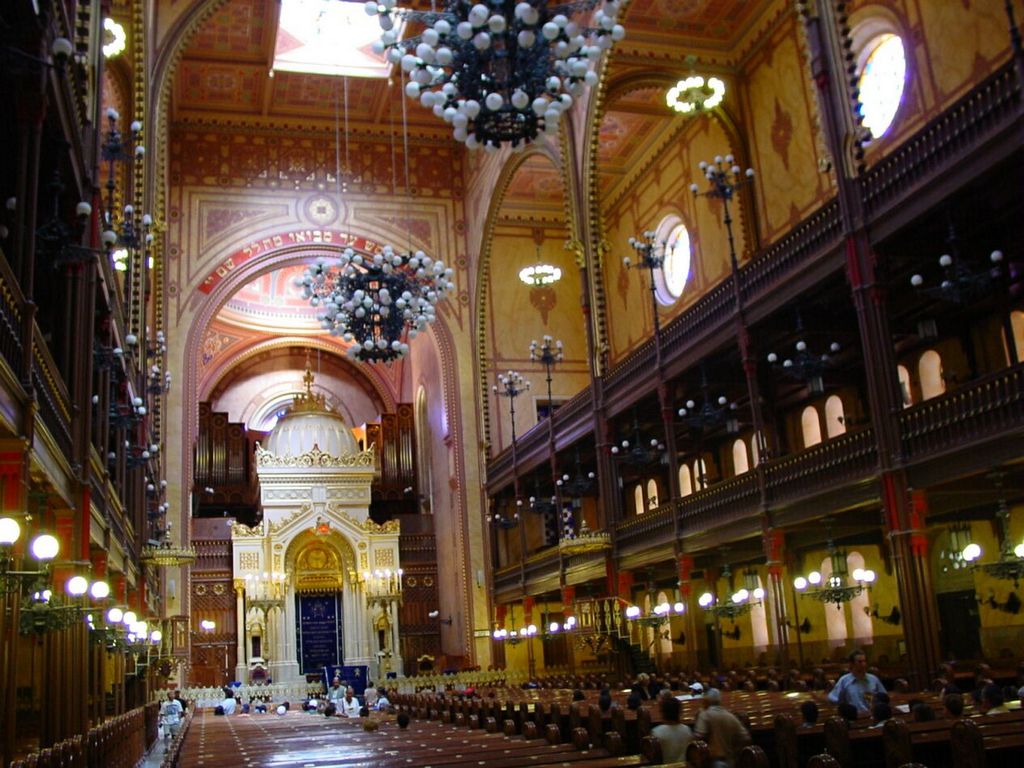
xmin=982 ymin=590 xmax=1021 ymax=615
xmin=865 ymin=605 xmax=902 ymax=625
xmin=783 ymin=617 xmax=812 ymax=634
xmin=428 ymin=610 xmax=453 ymax=626
xmin=0 ymin=517 xmax=61 ymax=597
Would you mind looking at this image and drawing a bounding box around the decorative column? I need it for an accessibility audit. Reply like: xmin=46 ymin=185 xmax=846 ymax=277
xmin=677 ymin=555 xmax=698 ymax=669
xmin=234 ymin=580 xmax=247 ymax=683
xmin=762 ymin=529 xmax=789 ymax=666
xmin=623 ymin=234 xmax=680 ymax=499
xmin=800 ymin=0 xmax=940 ymax=685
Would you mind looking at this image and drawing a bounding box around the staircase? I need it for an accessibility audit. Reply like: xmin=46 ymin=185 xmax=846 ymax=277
xmin=618 ymin=638 xmax=657 ymax=675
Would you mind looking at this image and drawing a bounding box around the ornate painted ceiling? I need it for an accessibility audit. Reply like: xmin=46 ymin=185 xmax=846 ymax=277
xmin=164 ymin=0 xmax=779 ymax=410
xmin=217 ymin=263 xmax=323 ymax=333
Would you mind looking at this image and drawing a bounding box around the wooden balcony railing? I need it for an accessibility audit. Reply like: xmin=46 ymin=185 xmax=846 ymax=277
xmin=900 ymin=363 xmax=1024 ymax=459
xmin=0 ymin=249 xmax=25 ymax=383
xmin=740 ymin=199 xmax=843 ymax=304
xmin=862 ymin=61 xmax=1021 ymax=218
xmin=486 ymin=387 xmax=593 ymax=488
xmin=764 ymin=428 xmax=878 ymax=504
xmin=32 ymin=326 xmax=73 ymax=460
xmin=678 ymin=472 xmax=760 ymax=534
xmin=615 ymin=501 xmax=676 ymax=550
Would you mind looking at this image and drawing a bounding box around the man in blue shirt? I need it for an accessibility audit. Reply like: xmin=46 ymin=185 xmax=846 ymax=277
xmin=828 ymin=649 xmax=886 ymax=715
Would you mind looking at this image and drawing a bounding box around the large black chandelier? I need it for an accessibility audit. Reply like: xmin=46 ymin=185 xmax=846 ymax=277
xmin=299 ymin=247 xmax=454 ymax=363
xmin=367 ymin=0 xmax=625 ymax=149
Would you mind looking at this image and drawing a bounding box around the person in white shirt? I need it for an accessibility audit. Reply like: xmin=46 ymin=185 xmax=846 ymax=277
xmin=160 ymin=692 xmax=183 ymax=739
xmin=651 ymin=693 xmax=692 ymax=763
xmin=364 ymin=684 xmax=379 ymax=709
xmin=338 ymin=686 xmax=361 ymax=717
xmin=375 ymin=688 xmax=391 ymax=711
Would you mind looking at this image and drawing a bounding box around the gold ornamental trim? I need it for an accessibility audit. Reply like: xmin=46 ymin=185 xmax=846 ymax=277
xmin=558 ymin=522 xmax=612 ymax=557
xmin=254 ymin=443 xmax=376 ymax=468
xmin=232 ymin=521 xmax=263 ymax=538
xmin=140 ymin=542 xmax=198 ymax=566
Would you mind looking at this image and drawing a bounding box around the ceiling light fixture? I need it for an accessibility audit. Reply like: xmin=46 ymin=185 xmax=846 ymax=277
xmin=103 ymin=18 xmax=127 ymax=59
xmin=667 ymin=75 xmax=725 ymax=114
xmin=519 ymin=263 xmax=562 ymax=285
xmin=666 ymin=56 xmax=725 ymax=114
xmin=369 ymin=0 xmax=625 ymax=150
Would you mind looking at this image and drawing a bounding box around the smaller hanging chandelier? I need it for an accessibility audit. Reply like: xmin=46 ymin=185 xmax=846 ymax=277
xmin=793 ymin=540 xmax=875 ymax=607
xmin=666 ymin=55 xmax=725 ymax=115
xmin=369 ymin=0 xmax=625 ymax=150
xmin=299 ymin=247 xmax=455 ymax=363
xmin=698 ymin=566 xmax=764 ymax=621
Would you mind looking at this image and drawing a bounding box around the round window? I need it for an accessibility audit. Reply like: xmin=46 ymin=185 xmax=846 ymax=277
xmin=857 ymin=33 xmax=906 ymax=139
xmin=655 ymin=223 xmax=691 ymax=304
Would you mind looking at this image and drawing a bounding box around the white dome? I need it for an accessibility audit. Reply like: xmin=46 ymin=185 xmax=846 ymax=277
xmin=262 ymin=362 xmax=360 ymax=459
xmin=264 ymin=409 xmax=360 ymax=459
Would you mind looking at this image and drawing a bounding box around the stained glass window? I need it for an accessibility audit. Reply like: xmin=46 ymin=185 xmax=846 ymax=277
xmin=858 ymin=34 xmax=906 ymax=139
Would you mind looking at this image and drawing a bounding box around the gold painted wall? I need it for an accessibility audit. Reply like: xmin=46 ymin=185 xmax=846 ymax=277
xmin=741 ymin=13 xmax=832 ymax=243
xmin=486 ymin=225 xmax=590 ymax=452
xmin=601 ymin=116 xmax=746 ymax=366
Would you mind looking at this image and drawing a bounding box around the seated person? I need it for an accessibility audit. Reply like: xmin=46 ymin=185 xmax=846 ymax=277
xmin=651 ymin=694 xmax=692 ymax=763
xmin=626 ymin=690 xmax=643 ymax=710
xmin=339 ymin=686 xmax=361 ymax=718
xmin=943 ymin=693 xmax=964 ymax=718
xmin=323 ymin=703 xmax=337 ymax=717
xmin=800 ymin=700 xmax=819 ymax=728
xmin=364 ymin=683 xmax=379 ymax=709
xmin=359 ymin=706 xmax=370 ymax=718
xmin=870 ymin=701 xmax=893 ymax=728
xmin=327 ymin=678 xmax=344 ymax=703
xmin=980 ymin=684 xmax=1009 ymax=715
xmin=396 ymin=712 xmax=410 ymax=729
xmin=374 ymin=687 xmax=391 ymax=711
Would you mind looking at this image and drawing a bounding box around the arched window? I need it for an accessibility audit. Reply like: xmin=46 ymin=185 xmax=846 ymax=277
xmin=646 ymin=479 xmax=660 ymax=510
xmin=653 ymin=217 xmax=693 ymax=305
xmin=801 ymin=406 xmax=822 ymax=448
xmin=825 ymin=395 xmax=846 ymax=438
xmin=918 ymin=350 xmax=946 ymax=400
xmin=821 ymin=556 xmax=849 ymax=646
xmin=679 ymin=465 xmax=693 ymax=497
xmin=732 ymin=439 xmax=749 ymax=475
xmin=693 ymin=458 xmax=708 ymax=490
xmin=750 ymin=575 xmax=769 ymax=651
xmin=897 ymin=365 xmax=913 ymax=407
xmin=656 ymin=590 xmax=674 ymax=656
xmin=856 ymin=33 xmax=907 ymax=139
xmin=1009 ymin=310 xmax=1024 ymax=364
xmin=633 ymin=485 xmax=645 ymax=516
xmin=415 ymin=386 xmax=434 ymax=514
xmin=642 ymin=592 xmax=655 ymax=650
xmin=847 ymin=551 xmax=874 ymax=643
